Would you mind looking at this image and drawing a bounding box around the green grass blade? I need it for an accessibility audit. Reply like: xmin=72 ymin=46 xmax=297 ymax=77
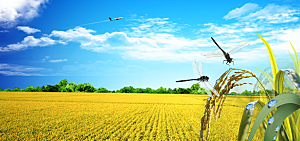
xmin=280 ymin=69 xmax=300 ymax=140
xmin=264 ymin=96 xmax=300 ymax=141
xmin=247 ymin=93 xmax=300 ymax=141
xmin=256 ymin=33 xmax=278 ymax=83
xmin=275 ymin=70 xmax=285 ymax=95
xmin=238 ymin=101 xmax=258 ymax=141
xmin=290 ymin=41 xmax=300 ymax=75
xmin=288 ymin=50 xmax=297 ymax=73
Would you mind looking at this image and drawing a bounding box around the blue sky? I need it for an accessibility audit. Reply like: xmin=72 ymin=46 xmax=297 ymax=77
xmin=0 ymin=0 xmax=300 ymax=92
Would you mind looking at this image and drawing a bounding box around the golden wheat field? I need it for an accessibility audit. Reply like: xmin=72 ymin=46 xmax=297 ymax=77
xmin=0 ymin=92 xmax=265 ymax=140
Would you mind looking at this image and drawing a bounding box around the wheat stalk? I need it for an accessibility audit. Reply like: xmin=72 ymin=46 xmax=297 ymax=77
xmin=199 ymin=68 xmax=260 ymax=140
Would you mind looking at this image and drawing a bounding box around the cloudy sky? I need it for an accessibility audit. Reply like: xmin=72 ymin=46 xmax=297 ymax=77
xmin=0 ymin=0 xmax=299 ymax=92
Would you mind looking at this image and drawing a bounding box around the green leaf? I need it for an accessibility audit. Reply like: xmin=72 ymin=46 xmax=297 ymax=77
xmin=288 ymin=50 xmax=297 ymax=73
xmin=247 ymin=93 xmax=300 ymax=141
xmin=256 ymin=33 xmax=278 ymax=84
xmin=290 ymin=41 xmax=300 ymax=75
xmin=238 ymin=101 xmax=258 ymax=141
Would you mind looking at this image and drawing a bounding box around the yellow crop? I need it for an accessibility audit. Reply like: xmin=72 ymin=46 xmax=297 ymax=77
xmin=0 ymin=92 xmax=263 ymax=140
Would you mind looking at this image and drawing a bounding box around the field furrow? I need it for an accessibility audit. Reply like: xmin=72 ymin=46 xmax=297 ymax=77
xmin=0 ymin=92 xmax=263 ymax=140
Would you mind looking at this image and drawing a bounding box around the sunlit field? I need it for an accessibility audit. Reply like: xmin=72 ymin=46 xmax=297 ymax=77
xmin=0 ymin=92 xmax=264 ymax=140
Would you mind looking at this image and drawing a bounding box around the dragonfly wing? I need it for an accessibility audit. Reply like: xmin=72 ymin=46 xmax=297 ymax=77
xmin=203 ymin=81 xmax=220 ymax=97
xmin=201 ymin=82 xmax=213 ymax=98
xmin=227 ymin=41 xmax=251 ymax=54
xmin=198 ymin=61 xmax=204 ymax=76
xmin=192 ymin=61 xmax=201 ymax=78
xmin=201 ymin=50 xmax=224 ymax=58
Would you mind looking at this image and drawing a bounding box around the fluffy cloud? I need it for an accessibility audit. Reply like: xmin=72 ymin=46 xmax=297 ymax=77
xmin=223 ymin=3 xmax=259 ymax=20
xmin=0 ymin=63 xmax=51 ymax=76
xmin=17 ymin=26 xmax=41 ymax=34
xmin=0 ymin=36 xmax=56 ymax=52
xmin=0 ymin=30 xmax=9 ymax=32
xmin=49 ymin=27 xmax=161 ymax=53
xmin=0 ymin=0 xmax=49 ymax=28
xmin=49 ymin=59 xmax=67 ymax=63
xmin=224 ymin=3 xmax=300 ymax=23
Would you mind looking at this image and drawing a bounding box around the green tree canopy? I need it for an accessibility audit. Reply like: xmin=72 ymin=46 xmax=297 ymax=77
xmin=59 ymin=79 xmax=68 ymax=87
xmin=190 ymin=83 xmax=200 ymax=91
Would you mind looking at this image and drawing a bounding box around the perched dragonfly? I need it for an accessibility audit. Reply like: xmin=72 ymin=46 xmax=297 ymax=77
xmin=176 ymin=61 xmax=220 ymax=97
xmin=201 ymin=37 xmax=251 ymax=66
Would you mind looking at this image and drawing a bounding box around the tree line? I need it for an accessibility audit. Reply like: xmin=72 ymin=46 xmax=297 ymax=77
xmin=0 ymin=79 xmax=268 ymax=95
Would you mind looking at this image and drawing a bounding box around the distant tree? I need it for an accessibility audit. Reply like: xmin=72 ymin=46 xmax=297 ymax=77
xmin=120 ymin=86 xmax=135 ymax=93
xmin=47 ymin=85 xmax=60 ymax=92
xmin=4 ymin=88 xmax=14 ymax=92
xmin=59 ymin=79 xmax=68 ymax=87
xmin=143 ymin=87 xmax=153 ymax=93
xmin=167 ymin=88 xmax=175 ymax=94
xmin=156 ymin=86 xmax=167 ymax=94
xmin=185 ymin=88 xmax=192 ymax=94
xmin=24 ymin=85 xmax=36 ymax=92
xmin=191 ymin=87 xmax=206 ymax=94
xmin=241 ymin=90 xmax=252 ymax=95
xmin=35 ymin=86 xmax=42 ymax=92
xmin=133 ymin=88 xmax=143 ymax=93
xmin=95 ymin=87 xmax=109 ymax=93
xmin=229 ymin=91 xmax=237 ymax=95
xmin=41 ymin=85 xmax=49 ymax=92
xmin=13 ymin=87 xmax=22 ymax=92
xmin=190 ymin=83 xmax=200 ymax=91
xmin=75 ymin=84 xmax=84 ymax=92
xmin=176 ymin=88 xmax=185 ymax=94
xmin=172 ymin=88 xmax=178 ymax=94
xmin=60 ymin=83 xmax=77 ymax=92
xmin=83 ymin=83 xmax=95 ymax=92
xmin=0 ymin=88 xmax=2 ymax=91
xmin=74 ymin=83 xmax=95 ymax=92
xmin=252 ymin=90 xmax=258 ymax=95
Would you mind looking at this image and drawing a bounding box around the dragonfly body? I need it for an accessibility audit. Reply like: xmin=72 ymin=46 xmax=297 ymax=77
xmin=211 ymin=37 xmax=234 ymax=65
xmin=176 ymin=61 xmax=219 ymax=97
xmin=202 ymin=37 xmax=250 ymax=66
xmin=176 ymin=76 xmax=209 ymax=82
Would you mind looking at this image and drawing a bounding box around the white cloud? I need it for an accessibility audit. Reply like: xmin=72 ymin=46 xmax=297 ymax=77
xmin=0 ymin=71 xmax=45 ymax=76
xmin=0 ymin=36 xmax=57 ymax=52
xmin=238 ymin=4 xmax=299 ymax=23
xmin=224 ymin=3 xmax=259 ymax=20
xmin=42 ymin=55 xmax=49 ymax=61
xmin=124 ymin=16 xmax=187 ymax=37
xmin=0 ymin=0 xmax=49 ymax=28
xmin=49 ymin=59 xmax=67 ymax=63
xmin=278 ymin=26 xmax=300 ymax=45
xmin=17 ymin=26 xmax=41 ymax=34
xmin=0 ymin=30 xmax=9 ymax=32
xmin=49 ymin=27 xmax=161 ymax=53
xmin=0 ymin=63 xmax=51 ymax=76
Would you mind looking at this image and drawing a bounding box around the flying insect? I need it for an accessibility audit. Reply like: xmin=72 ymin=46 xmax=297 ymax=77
xmin=201 ymin=37 xmax=251 ymax=66
xmin=109 ymin=17 xmax=123 ymax=21
xmin=176 ymin=61 xmax=220 ymax=97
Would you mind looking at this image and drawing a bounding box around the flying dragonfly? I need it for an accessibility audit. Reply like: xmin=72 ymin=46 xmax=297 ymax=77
xmin=176 ymin=61 xmax=220 ymax=98
xmin=201 ymin=37 xmax=251 ymax=66
xmin=109 ymin=17 xmax=123 ymax=21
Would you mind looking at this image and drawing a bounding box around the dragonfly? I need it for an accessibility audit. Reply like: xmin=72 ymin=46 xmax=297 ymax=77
xmin=201 ymin=37 xmax=251 ymax=66
xmin=176 ymin=61 xmax=220 ymax=98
